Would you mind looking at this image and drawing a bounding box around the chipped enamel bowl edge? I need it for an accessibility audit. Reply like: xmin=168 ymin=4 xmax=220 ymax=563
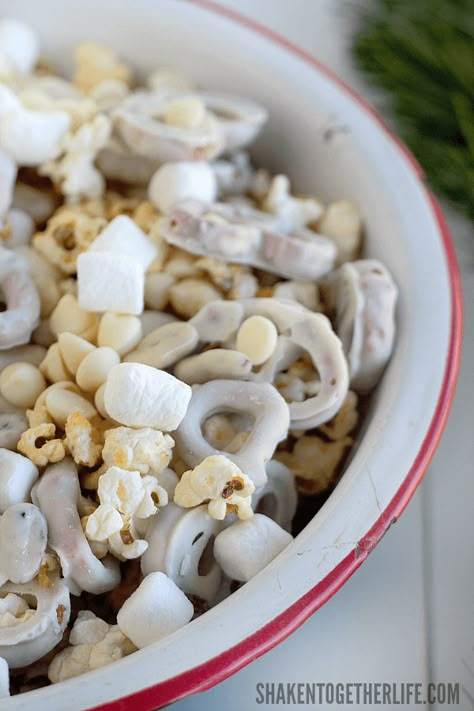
xmin=0 ymin=0 xmax=462 ymax=709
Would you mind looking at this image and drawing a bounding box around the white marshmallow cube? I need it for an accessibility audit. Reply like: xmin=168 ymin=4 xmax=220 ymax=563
xmin=77 ymin=252 xmax=145 ymax=315
xmin=213 ymin=513 xmax=293 ymax=582
xmin=148 ymin=161 xmax=217 ymax=213
xmin=89 ymin=215 xmax=158 ymax=271
xmin=0 ymin=109 xmax=70 ymax=166
xmin=104 ymin=362 xmax=191 ymax=431
xmin=0 ymin=18 xmax=39 ymax=74
xmin=0 ymin=449 xmax=39 ymax=514
xmin=117 ymin=572 xmax=194 ymax=648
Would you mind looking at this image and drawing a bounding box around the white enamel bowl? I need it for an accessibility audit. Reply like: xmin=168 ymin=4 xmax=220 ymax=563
xmin=0 ymin=1 xmax=462 ymax=709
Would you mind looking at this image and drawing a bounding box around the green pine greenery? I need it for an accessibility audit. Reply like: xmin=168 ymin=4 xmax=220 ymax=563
xmin=353 ymin=0 xmax=474 ymax=221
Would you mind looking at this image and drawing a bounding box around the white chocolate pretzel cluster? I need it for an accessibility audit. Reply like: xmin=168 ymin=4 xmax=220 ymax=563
xmin=0 ymin=18 xmax=398 ymax=695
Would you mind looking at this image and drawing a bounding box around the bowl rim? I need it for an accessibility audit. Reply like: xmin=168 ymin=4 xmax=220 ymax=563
xmin=35 ymin=1 xmax=463 ymax=708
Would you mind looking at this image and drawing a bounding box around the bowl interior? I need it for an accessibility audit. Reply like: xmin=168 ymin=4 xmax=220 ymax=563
xmin=0 ymin=1 xmax=456 ymax=709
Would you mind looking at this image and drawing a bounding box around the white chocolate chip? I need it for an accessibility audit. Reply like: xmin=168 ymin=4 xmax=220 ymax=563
xmin=49 ymin=294 xmax=98 ymax=341
xmin=164 ymin=97 xmax=206 ymax=129
xmin=236 ymin=315 xmax=278 ymax=365
xmin=39 ymin=343 xmax=73 ymax=383
xmin=57 ymin=332 xmax=96 ymax=375
xmin=45 ymin=389 xmax=97 ymax=427
xmin=76 ymin=347 xmax=120 ymax=393
xmin=0 ymin=362 xmax=46 ymax=409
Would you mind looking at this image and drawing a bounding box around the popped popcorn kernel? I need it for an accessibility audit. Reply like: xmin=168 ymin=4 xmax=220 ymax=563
xmin=17 ymin=423 xmax=66 ymax=467
xmin=65 ymin=411 xmax=103 ymax=467
xmin=102 ymin=426 xmax=174 ymax=475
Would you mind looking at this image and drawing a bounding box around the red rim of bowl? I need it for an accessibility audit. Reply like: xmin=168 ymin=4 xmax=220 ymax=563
xmin=90 ymin=2 xmax=463 ymax=709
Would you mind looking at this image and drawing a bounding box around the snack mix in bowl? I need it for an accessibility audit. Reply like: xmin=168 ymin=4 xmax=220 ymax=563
xmin=0 ymin=17 xmax=397 ymax=696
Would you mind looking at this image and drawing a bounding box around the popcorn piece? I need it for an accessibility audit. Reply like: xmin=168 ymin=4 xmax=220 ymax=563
xmin=117 ymin=572 xmax=194 ymax=648
xmin=319 ymin=390 xmax=359 ymax=440
xmin=107 ymin=520 xmax=149 ymax=561
xmin=76 ymin=347 xmax=120 ymax=393
xmin=236 ymin=315 xmax=278 ymax=366
xmin=77 ymin=252 xmax=145 ymax=315
xmin=148 ymin=161 xmax=217 ymax=214
xmin=74 ymin=43 xmax=132 ymax=93
xmin=89 ymin=78 xmax=129 ymax=112
xmin=45 ymin=389 xmax=97 ymax=428
xmin=262 ymin=174 xmax=324 ymax=231
xmin=17 ymin=423 xmax=66 ymax=467
xmin=89 ymin=215 xmax=158 ymax=270
xmin=26 ymin=404 xmax=52 ymax=428
xmin=49 ymin=294 xmax=99 ymax=341
xmin=33 ymin=208 xmax=106 ymax=276
xmin=69 ymin=610 xmax=109 ymax=646
xmin=0 ymin=449 xmax=38 ymax=514
xmin=65 ymin=411 xmax=102 ymax=467
xmin=174 ymin=455 xmax=255 ymax=520
xmin=97 ymin=313 xmax=142 ymax=357
xmin=213 ymin=513 xmax=293 ymax=582
xmin=84 ymin=504 xmax=123 ymax=542
xmin=0 ymin=362 xmax=46 ymax=409
xmin=168 ymin=278 xmax=221 ymax=319
xmin=0 ymin=18 xmax=39 ymax=74
xmin=277 ymin=435 xmax=353 ymax=494
xmin=102 ymin=426 xmax=174 ymax=475
xmin=40 ymin=114 xmax=112 ymax=202
xmin=0 ymin=593 xmax=33 ymax=629
xmin=98 ymin=466 xmax=149 ymax=516
xmin=104 ymin=363 xmax=192 ymax=431
xmin=48 ymin=619 xmax=136 ymax=683
xmin=318 ymin=200 xmax=362 ymax=264
xmin=0 ymin=106 xmax=70 ymax=166
xmin=57 ymin=332 xmax=96 ymax=375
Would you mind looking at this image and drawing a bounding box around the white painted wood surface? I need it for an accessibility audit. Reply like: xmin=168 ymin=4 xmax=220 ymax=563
xmin=173 ymin=2 xmax=474 ymax=709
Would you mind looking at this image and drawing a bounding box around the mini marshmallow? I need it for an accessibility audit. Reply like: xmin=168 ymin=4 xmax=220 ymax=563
xmin=89 ymin=215 xmax=157 ymax=271
xmin=77 ymin=252 xmax=144 ymax=315
xmin=0 ymin=18 xmax=39 ymax=74
xmin=116 ymin=572 xmax=194 ymax=648
xmin=104 ymin=363 xmax=191 ymax=430
xmin=148 ymin=161 xmax=217 ymax=213
xmin=57 ymin=332 xmax=95 ymax=375
xmin=0 ymin=362 xmax=46 ymax=409
xmin=97 ymin=313 xmax=142 ymax=356
xmin=0 ymin=449 xmax=38 ymax=513
xmin=213 ymin=513 xmax=293 ymax=581
xmin=0 ymin=108 xmax=70 ymax=166
xmin=76 ymin=346 xmax=120 ymax=393
xmin=236 ymin=315 xmax=278 ymax=366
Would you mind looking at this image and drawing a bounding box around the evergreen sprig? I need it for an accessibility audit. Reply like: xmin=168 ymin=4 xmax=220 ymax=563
xmin=353 ymin=0 xmax=474 ymax=221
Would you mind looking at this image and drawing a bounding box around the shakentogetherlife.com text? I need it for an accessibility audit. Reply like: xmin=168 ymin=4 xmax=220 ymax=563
xmin=255 ymin=681 xmax=461 ymax=706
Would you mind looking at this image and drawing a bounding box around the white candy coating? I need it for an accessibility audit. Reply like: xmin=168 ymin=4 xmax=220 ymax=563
xmin=0 ymin=449 xmax=38 ymax=513
xmin=89 ymin=215 xmax=158 ymax=271
xmin=77 ymin=252 xmax=145 ymax=315
xmin=104 ymin=362 xmax=192 ymax=430
xmin=0 ymin=503 xmax=47 ymax=584
xmin=116 ymin=572 xmax=194 ymax=648
xmin=0 ymin=657 xmax=8 ymax=698
xmin=0 ymin=107 xmax=70 ymax=166
xmin=0 ymin=151 xmax=16 ymax=217
xmin=148 ymin=161 xmax=217 ymax=213
xmin=213 ymin=513 xmax=293 ymax=581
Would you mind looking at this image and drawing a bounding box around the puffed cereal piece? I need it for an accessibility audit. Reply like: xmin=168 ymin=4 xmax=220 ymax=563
xmin=116 ymin=572 xmax=194 ymax=648
xmin=39 ymin=343 xmax=73 ymax=383
xmin=49 ymin=294 xmax=99 ymax=341
xmin=0 ymin=362 xmax=46 ymax=409
xmin=65 ymin=411 xmax=102 ymax=467
xmin=45 ymin=389 xmax=97 ymax=428
xmin=97 ymin=313 xmax=142 ymax=357
xmin=168 ymin=278 xmax=221 ymax=319
xmin=318 ymin=200 xmax=362 ymax=264
xmin=57 ymin=332 xmax=95 ymax=375
xmin=102 ymin=426 xmax=174 ymax=476
xmin=17 ymin=423 xmax=66 ymax=467
xmin=76 ymin=347 xmax=120 ymax=393
xmin=174 ymin=454 xmax=255 ymax=520
xmin=33 ymin=207 xmax=106 ymax=275
xmin=77 ymin=252 xmax=145 ymax=316
xmin=213 ymin=513 xmax=293 ymax=582
xmin=74 ymin=42 xmax=132 ymax=93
